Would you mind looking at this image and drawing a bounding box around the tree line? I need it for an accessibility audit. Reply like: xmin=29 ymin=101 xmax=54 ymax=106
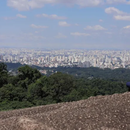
xmin=5 ymin=63 xmax=130 ymax=81
xmin=0 ymin=63 xmax=128 ymax=111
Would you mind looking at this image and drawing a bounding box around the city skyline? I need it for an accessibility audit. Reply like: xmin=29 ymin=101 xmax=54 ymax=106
xmin=1 ymin=48 xmax=130 ymax=69
xmin=0 ymin=0 xmax=130 ymax=49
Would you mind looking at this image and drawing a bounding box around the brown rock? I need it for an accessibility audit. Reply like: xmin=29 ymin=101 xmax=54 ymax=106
xmin=0 ymin=92 xmax=130 ymax=130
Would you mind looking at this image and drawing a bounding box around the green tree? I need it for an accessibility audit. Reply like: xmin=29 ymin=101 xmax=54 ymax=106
xmin=18 ymin=65 xmax=41 ymax=81
xmin=0 ymin=84 xmax=15 ymax=101
xmin=17 ymin=65 xmax=42 ymax=89
xmin=0 ymin=63 xmax=8 ymax=87
xmin=46 ymin=72 xmax=75 ymax=103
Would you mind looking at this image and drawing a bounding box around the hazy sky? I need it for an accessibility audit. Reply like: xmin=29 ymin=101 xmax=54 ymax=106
xmin=0 ymin=0 xmax=130 ymax=49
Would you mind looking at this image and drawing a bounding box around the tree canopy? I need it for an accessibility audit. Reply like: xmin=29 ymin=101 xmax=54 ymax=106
xmin=0 ymin=63 xmax=128 ymax=111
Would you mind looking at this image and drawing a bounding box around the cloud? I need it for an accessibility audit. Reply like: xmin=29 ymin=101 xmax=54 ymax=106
xmin=71 ymin=32 xmax=90 ymax=36
xmin=59 ymin=21 xmax=70 ymax=27
xmin=75 ymin=23 xmax=79 ymax=26
xmin=0 ymin=35 xmax=6 ymax=39
xmin=84 ymin=25 xmax=106 ymax=31
xmin=0 ymin=34 xmax=16 ymax=40
xmin=75 ymin=0 xmax=104 ymax=7
xmin=99 ymin=19 xmax=103 ymax=22
xmin=20 ymin=33 xmax=45 ymax=40
xmin=123 ymin=25 xmax=130 ymax=29
xmin=31 ymin=35 xmax=45 ymax=40
xmin=7 ymin=0 xmax=45 ymax=11
xmin=105 ymin=7 xmax=126 ymax=15
xmin=121 ymin=25 xmax=130 ymax=34
xmin=114 ymin=15 xmax=130 ymax=21
xmin=31 ymin=24 xmax=48 ymax=29
xmin=106 ymin=0 xmax=130 ymax=5
xmin=16 ymin=14 xmax=27 ymax=18
xmin=55 ymin=33 xmax=67 ymax=38
xmin=3 ymin=14 xmax=26 ymax=20
xmin=105 ymin=32 xmax=113 ymax=34
xmin=3 ymin=17 xmax=15 ymax=20
xmin=7 ymin=0 xmax=130 ymax=11
xmin=105 ymin=7 xmax=130 ymax=21
xmin=35 ymin=31 xmax=39 ymax=33
xmin=106 ymin=0 xmax=127 ymax=4
xmin=36 ymin=14 xmax=67 ymax=20
xmin=7 ymin=0 xmax=105 ymax=11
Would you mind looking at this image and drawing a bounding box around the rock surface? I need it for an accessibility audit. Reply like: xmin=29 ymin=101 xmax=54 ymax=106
xmin=0 ymin=92 xmax=130 ymax=130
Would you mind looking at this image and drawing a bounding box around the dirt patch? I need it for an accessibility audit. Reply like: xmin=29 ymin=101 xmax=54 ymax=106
xmin=18 ymin=117 xmax=55 ymax=130
xmin=0 ymin=92 xmax=130 ymax=130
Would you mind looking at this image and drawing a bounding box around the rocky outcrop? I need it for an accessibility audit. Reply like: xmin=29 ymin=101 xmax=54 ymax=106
xmin=0 ymin=92 xmax=130 ymax=130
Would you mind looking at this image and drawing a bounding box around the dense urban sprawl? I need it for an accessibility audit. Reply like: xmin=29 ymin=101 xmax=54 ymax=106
xmin=0 ymin=48 xmax=130 ymax=69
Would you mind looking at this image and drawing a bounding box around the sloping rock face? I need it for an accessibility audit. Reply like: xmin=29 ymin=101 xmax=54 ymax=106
xmin=0 ymin=92 xmax=130 ymax=130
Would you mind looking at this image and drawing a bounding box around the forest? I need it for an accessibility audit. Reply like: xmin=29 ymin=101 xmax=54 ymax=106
xmin=0 ymin=62 xmax=128 ymax=111
xmin=6 ymin=62 xmax=130 ymax=81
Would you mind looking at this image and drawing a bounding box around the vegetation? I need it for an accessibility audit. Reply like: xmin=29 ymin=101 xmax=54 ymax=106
xmin=0 ymin=63 xmax=128 ymax=111
xmin=45 ymin=66 xmax=130 ymax=82
xmin=5 ymin=63 xmax=130 ymax=81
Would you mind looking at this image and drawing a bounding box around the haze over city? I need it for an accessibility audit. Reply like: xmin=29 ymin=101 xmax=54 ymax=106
xmin=0 ymin=0 xmax=130 ymax=50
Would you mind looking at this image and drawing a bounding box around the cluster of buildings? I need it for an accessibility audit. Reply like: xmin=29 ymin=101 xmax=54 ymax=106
xmin=0 ymin=48 xmax=130 ymax=69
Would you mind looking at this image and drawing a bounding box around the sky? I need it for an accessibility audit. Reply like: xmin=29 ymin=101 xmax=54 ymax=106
xmin=0 ymin=0 xmax=130 ymax=50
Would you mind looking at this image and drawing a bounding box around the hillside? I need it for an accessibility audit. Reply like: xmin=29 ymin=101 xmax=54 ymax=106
xmin=0 ymin=92 xmax=130 ymax=130
xmin=4 ymin=62 xmax=130 ymax=81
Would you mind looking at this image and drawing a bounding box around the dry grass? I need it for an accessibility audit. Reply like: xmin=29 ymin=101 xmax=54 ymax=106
xmin=0 ymin=92 xmax=130 ymax=130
